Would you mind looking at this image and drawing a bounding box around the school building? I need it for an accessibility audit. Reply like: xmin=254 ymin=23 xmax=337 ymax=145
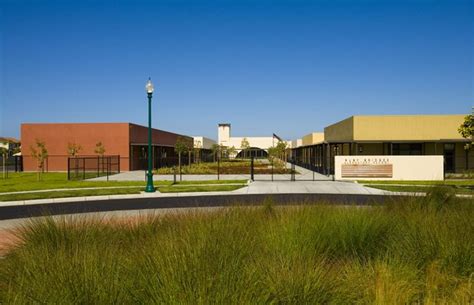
xmin=292 ymin=114 xmax=473 ymax=174
xmin=21 ymin=123 xmax=193 ymax=172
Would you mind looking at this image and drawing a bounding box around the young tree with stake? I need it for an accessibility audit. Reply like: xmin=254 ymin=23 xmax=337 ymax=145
xmin=94 ymin=141 xmax=106 ymax=156
xmin=30 ymin=140 xmax=48 ymax=181
xmin=240 ymin=138 xmax=250 ymax=159
xmin=175 ymin=137 xmax=190 ymax=180
xmin=67 ymin=142 xmax=82 ymax=157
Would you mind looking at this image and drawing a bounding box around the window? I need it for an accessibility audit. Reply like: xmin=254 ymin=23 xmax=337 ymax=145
xmin=392 ymin=143 xmax=422 ymax=155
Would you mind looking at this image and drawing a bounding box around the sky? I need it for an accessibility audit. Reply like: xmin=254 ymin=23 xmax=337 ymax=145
xmin=1 ymin=0 xmax=473 ymax=141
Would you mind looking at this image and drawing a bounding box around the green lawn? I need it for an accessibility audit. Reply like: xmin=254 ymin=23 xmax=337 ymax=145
xmin=359 ymin=179 xmax=474 ymax=195
xmin=366 ymin=184 xmax=474 ymax=195
xmin=358 ymin=179 xmax=474 ymax=186
xmin=0 ymin=172 xmax=164 ymax=193
xmin=0 ymin=173 xmax=248 ymax=193
xmin=0 ymin=173 xmax=248 ymax=201
xmin=0 ymin=187 xmax=144 ymax=201
xmin=1 ymin=195 xmax=472 ymax=304
xmin=172 ymin=179 xmax=247 ymax=185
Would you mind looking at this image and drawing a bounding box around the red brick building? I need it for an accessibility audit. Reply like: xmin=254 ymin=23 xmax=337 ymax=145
xmin=21 ymin=123 xmax=193 ymax=171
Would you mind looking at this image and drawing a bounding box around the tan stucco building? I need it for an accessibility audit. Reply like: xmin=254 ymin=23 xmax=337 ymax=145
xmin=218 ymin=123 xmax=290 ymax=158
xmin=292 ymin=114 xmax=472 ymax=174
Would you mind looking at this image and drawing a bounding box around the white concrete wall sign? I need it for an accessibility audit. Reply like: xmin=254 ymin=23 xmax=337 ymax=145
xmin=335 ymin=155 xmax=444 ymax=181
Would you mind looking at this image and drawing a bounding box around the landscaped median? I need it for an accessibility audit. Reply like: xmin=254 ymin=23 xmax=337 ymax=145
xmin=0 ymin=173 xmax=248 ymax=202
xmin=155 ymin=159 xmax=296 ymax=174
xmin=359 ymin=179 xmax=474 ymax=195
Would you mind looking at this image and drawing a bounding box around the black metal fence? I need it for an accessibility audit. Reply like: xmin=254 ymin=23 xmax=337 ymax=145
xmin=0 ymin=156 xmax=23 ymax=177
xmin=68 ymin=155 xmax=120 ymax=180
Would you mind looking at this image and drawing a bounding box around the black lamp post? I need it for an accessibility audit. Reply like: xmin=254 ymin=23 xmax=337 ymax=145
xmin=145 ymin=78 xmax=155 ymax=193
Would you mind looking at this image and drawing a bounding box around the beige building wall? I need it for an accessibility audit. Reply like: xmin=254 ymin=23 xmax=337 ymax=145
xmin=302 ymin=132 xmax=324 ymax=146
xmin=325 ymin=115 xmax=466 ymax=142
xmin=218 ymin=124 xmax=230 ymax=146
xmin=353 ymin=115 xmax=465 ymax=141
xmin=217 ymin=123 xmax=290 ymax=151
xmin=228 ymin=137 xmax=278 ymax=150
xmin=324 ymin=117 xmax=354 ymax=142
xmin=291 ymin=139 xmax=302 ymax=148
xmin=193 ymin=136 xmax=217 ymax=150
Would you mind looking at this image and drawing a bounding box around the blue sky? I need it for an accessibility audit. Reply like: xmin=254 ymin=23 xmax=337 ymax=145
xmin=1 ymin=0 xmax=472 ymax=140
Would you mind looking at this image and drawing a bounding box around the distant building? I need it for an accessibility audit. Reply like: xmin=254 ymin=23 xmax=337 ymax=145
xmin=291 ymin=138 xmax=302 ymax=149
xmin=193 ymin=136 xmax=217 ymax=150
xmin=217 ymin=123 xmax=290 ymax=158
xmin=0 ymin=137 xmax=20 ymax=157
xmin=21 ymin=123 xmax=193 ymax=171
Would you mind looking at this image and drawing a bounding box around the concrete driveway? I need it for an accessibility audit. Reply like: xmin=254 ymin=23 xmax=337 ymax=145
xmin=234 ymin=181 xmax=386 ymax=195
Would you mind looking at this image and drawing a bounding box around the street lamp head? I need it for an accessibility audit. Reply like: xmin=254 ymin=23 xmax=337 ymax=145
xmin=145 ymin=78 xmax=154 ymax=94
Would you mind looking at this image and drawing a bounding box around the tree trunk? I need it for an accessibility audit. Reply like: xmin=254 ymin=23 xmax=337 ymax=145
xmin=178 ymin=152 xmax=182 ymax=180
xmin=188 ymin=151 xmax=191 ymax=166
xmin=2 ymin=154 xmax=5 ymax=179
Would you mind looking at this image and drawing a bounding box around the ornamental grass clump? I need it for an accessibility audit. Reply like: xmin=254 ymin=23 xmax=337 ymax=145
xmin=0 ymin=195 xmax=473 ymax=304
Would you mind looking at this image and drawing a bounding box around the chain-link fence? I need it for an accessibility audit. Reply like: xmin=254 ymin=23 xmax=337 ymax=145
xmin=68 ymin=155 xmax=120 ymax=180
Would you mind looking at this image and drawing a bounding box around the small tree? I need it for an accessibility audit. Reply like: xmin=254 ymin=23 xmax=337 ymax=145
xmin=267 ymin=146 xmax=277 ymax=164
xmin=94 ymin=141 xmax=106 ymax=156
xmin=219 ymin=145 xmax=228 ymax=160
xmin=193 ymin=140 xmax=202 ymax=163
xmin=269 ymin=141 xmax=288 ymax=169
xmin=228 ymin=146 xmax=237 ymax=159
xmin=0 ymin=142 xmax=8 ymax=179
xmin=210 ymin=144 xmax=220 ymax=162
xmin=175 ymin=137 xmax=190 ymax=179
xmin=30 ymin=139 xmax=48 ymax=181
xmin=458 ymin=113 xmax=474 ymax=151
xmin=67 ymin=142 xmax=82 ymax=157
xmin=240 ymin=138 xmax=250 ymax=159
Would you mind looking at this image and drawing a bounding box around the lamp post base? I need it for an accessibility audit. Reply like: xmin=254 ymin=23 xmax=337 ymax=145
xmin=145 ymin=172 xmax=155 ymax=192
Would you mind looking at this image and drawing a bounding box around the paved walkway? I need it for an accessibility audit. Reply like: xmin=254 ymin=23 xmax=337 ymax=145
xmin=239 ymin=181 xmax=385 ymax=195
xmin=89 ymin=162 xmax=332 ymax=182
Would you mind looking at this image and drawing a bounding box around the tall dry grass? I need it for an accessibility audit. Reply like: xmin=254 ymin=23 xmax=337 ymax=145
xmin=0 ymin=190 xmax=473 ymax=304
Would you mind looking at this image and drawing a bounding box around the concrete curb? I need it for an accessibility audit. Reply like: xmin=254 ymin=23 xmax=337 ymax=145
xmin=0 ymin=193 xmax=410 ymax=221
